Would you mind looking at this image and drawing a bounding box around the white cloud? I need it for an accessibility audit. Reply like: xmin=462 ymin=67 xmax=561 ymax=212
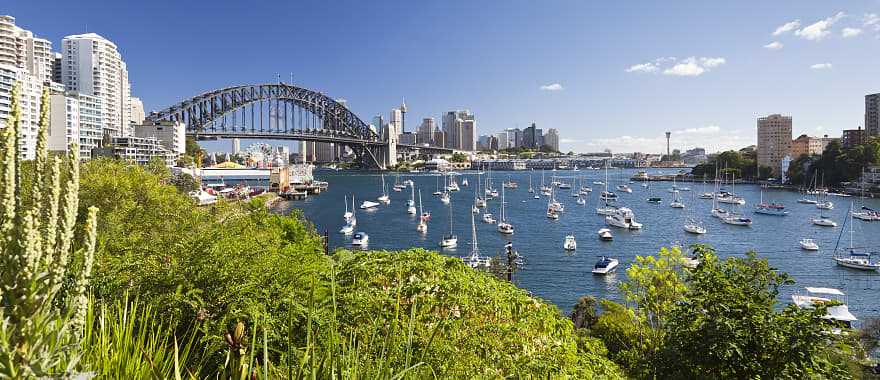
xmin=795 ymin=12 xmax=845 ymax=41
xmin=627 ymin=56 xmax=725 ymax=77
xmin=763 ymin=41 xmax=784 ymax=50
xmin=699 ymin=57 xmax=726 ymax=68
xmin=681 ymin=126 xmax=721 ymax=134
xmin=810 ymin=63 xmax=833 ymax=70
xmin=625 ymin=62 xmax=658 ymax=73
xmin=773 ymin=20 xmax=801 ymax=35
xmin=842 ymin=27 xmax=862 ymax=38
xmin=664 ymin=60 xmax=705 ymax=77
xmin=539 ymin=83 xmax=563 ymax=91
xmin=865 ymin=13 xmax=880 ymax=29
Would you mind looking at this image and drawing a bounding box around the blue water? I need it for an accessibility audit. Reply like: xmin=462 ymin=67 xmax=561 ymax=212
xmin=275 ymin=168 xmax=880 ymax=319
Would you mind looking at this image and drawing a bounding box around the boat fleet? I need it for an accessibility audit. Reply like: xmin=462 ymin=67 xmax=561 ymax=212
xmin=336 ymin=167 xmax=880 ymax=280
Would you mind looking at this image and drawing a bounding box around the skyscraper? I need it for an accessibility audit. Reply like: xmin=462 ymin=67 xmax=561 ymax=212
xmin=441 ymin=110 xmax=475 ymax=151
xmin=757 ymin=114 xmax=792 ymax=177
xmin=62 ymin=33 xmax=131 ymax=137
xmin=544 ymin=128 xmax=560 ymax=152
xmin=416 ymin=117 xmax=436 ymax=145
xmin=866 ymin=93 xmax=880 ymax=137
xmin=0 ymin=15 xmax=54 ymax=159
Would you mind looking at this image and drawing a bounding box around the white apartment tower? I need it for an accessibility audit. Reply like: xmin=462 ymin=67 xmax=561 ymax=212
xmin=61 ymin=33 xmax=131 ymax=138
xmin=441 ymin=110 xmax=475 ymax=151
xmin=0 ymin=15 xmax=53 ymax=160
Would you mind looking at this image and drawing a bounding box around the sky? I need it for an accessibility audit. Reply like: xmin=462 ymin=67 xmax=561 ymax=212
xmin=6 ymin=0 xmax=880 ymax=154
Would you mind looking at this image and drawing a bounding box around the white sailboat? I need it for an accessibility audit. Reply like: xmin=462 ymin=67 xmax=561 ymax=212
xmin=407 ymin=185 xmax=417 ymax=214
xmin=463 ymin=212 xmax=491 ymax=268
xmin=475 ymin=172 xmax=487 ymax=208
xmin=597 ymin=163 xmax=618 ymax=215
xmin=683 ymin=188 xmax=706 ymax=234
xmin=377 ymin=174 xmax=391 ymax=204
xmin=528 ymin=175 xmax=535 ymax=193
xmin=439 ymin=198 xmax=458 ymax=248
xmin=497 ymin=186 xmax=514 ymax=234
xmin=547 ymin=191 xmax=560 ymax=220
xmin=417 ymin=190 xmax=428 ymax=233
xmin=343 ymin=195 xmax=353 ymax=222
xmin=832 ymin=203 xmax=880 ymax=271
xmin=340 ymin=196 xmax=357 ymax=235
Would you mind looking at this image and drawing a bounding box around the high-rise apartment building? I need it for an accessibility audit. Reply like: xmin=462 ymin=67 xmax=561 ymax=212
xmin=0 ymin=15 xmax=56 ymax=160
xmin=441 ymin=110 xmax=475 ymax=151
xmin=416 ymin=117 xmax=436 ymax=145
xmin=756 ymin=114 xmax=792 ymax=176
xmin=62 ymin=33 xmax=131 ymax=138
xmin=130 ymin=96 xmax=144 ymax=125
xmin=522 ymin=123 xmax=543 ymax=149
xmin=544 ymin=128 xmax=560 ymax=152
xmin=866 ymin=93 xmax=880 ymax=137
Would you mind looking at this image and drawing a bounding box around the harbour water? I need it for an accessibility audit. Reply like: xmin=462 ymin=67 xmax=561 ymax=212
xmin=274 ymin=168 xmax=880 ymax=319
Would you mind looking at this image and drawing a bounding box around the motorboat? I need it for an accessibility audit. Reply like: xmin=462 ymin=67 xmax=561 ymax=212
xmin=799 ymin=238 xmax=819 ymax=251
xmin=605 ymin=207 xmax=642 ymax=229
xmin=600 ymin=191 xmax=618 ymax=201
xmin=699 ymin=192 xmax=714 ymax=199
xmin=351 ymin=232 xmax=369 ymax=246
xmin=683 ymin=221 xmax=706 ymax=234
xmin=576 ymin=197 xmax=586 ymax=205
xmin=502 ymin=180 xmax=518 ymax=189
xmin=598 ymin=228 xmax=613 ymax=241
xmin=797 ymin=198 xmax=818 ymax=204
xmin=593 ymin=181 xmax=604 ymax=186
xmin=592 ymin=256 xmax=619 ymax=274
xmin=475 ymin=197 xmax=487 ymax=208
xmin=678 ymin=187 xmax=691 ymax=191
xmin=557 ymin=182 xmax=572 ymax=189
xmin=482 ymin=213 xmax=496 ymax=224
xmin=721 ymin=215 xmax=752 ymax=226
xmin=616 ymin=184 xmax=632 ymax=193
xmin=711 ymin=208 xmax=728 ymax=218
xmin=563 ymin=235 xmax=577 ymax=250
xmin=339 ymin=223 xmax=354 ymax=235
xmin=596 ymin=205 xmax=618 ymax=216
xmin=579 ymin=186 xmax=593 ymax=194
xmin=853 ymin=207 xmax=880 ymax=221
xmin=792 ymin=287 xmax=857 ymax=328
xmin=816 ymin=201 xmax=834 ymax=210
xmin=716 ymin=192 xmax=745 ymax=205
xmin=647 ymin=197 xmax=662 ymax=204
xmin=811 ymin=217 xmax=836 ymax=227
xmin=546 ymin=209 xmax=559 ymax=220
xmin=360 ymin=200 xmax=380 ymax=209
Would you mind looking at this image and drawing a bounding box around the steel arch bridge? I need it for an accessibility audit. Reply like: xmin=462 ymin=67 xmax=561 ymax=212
xmin=146 ymin=83 xmax=450 ymax=169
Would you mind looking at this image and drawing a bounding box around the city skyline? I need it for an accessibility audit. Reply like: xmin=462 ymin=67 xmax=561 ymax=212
xmin=4 ymin=1 xmax=880 ymax=154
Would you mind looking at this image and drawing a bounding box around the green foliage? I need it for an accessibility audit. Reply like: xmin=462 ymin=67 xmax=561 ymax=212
xmin=787 ymin=137 xmax=880 ymax=187
xmin=448 ymin=152 xmax=469 ymax=163
xmin=170 ymin=172 xmax=199 ymax=193
xmin=79 ymin=295 xmax=204 ymax=379
xmin=661 ymin=250 xmax=851 ymax=379
xmin=691 ymin=150 xmax=768 ymax=180
xmin=591 ymin=245 xmax=861 ymax=379
xmin=0 ymin=84 xmax=99 ymax=377
xmin=330 ymin=249 xmax=622 ymax=378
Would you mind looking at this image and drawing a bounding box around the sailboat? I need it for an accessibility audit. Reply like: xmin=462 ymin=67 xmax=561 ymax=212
xmin=440 ymin=175 xmax=451 ymax=204
xmin=502 ymin=175 xmax=518 ymax=189
xmin=377 ymin=174 xmax=391 ymax=204
xmin=616 ymin=168 xmax=632 ymax=193
xmin=832 ymin=202 xmax=880 ymax=271
xmin=340 ymin=196 xmax=357 ymax=235
xmin=407 ymin=185 xmax=417 ymax=214
xmin=754 ymin=188 xmax=788 ymax=216
xmin=343 ymin=195 xmax=353 ymax=222
xmin=683 ymin=189 xmax=706 ymax=234
xmin=646 ymin=176 xmax=661 ymax=203
xmin=439 ymin=197 xmax=458 ymax=248
xmin=852 ymin=176 xmax=880 ymax=221
xmin=463 ymin=212 xmax=491 ymax=268
xmin=393 ymin=174 xmax=404 ymax=192
xmin=540 ymin=170 xmax=551 ymax=194
xmin=497 ymin=186 xmax=514 ymax=234
xmin=446 ymin=174 xmax=460 ymax=192
xmin=528 ymin=175 xmax=535 ymax=193
xmin=710 ymin=169 xmax=728 ymax=218
xmin=798 ymin=171 xmax=819 ymax=204
xmin=669 ymin=177 xmax=685 ymax=208
xmin=597 ymin=162 xmax=618 ymax=215
xmin=417 ymin=190 xmax=428 ymax=233
xmin=716 ymin=172 xmax=745 ymax=205
xmin=433 ymin=176 xmax=442 ymax=196
xmin=474 ymin=172 xmax=487 ymax=208
xmin=547 ymin=190 xmax=560 ymax=220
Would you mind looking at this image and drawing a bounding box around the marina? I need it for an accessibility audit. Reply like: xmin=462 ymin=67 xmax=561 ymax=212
xmin=275 ymin=168 xmax=880 ymax=321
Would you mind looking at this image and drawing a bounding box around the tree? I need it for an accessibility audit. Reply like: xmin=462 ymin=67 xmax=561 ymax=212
xmin=449 ymin=152 xmax=469 ymax=163
xmin=660 ymin=250 xmax=852 ymax=379
xmin=539 ymin=144 xmax=557 ymax=153
xmin=570 ymin=295 xmax=600 ymax=329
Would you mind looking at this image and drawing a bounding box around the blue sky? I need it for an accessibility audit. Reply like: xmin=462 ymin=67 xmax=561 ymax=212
xmin=6 ymin=0 xmax=880 ymax=153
